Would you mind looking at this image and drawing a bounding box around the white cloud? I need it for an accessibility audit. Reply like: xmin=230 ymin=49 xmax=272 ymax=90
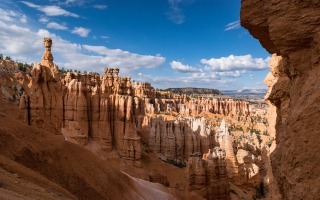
xmin=21 ymin=1 xmax=79 ymax=17
xmin=0 ymin=9 xmax=165 ymax=75
xmin=93 ymin=5 xmax=108 ymax=10
xmin=0 ymin=20 xmax=43 ymax=55
xmin=60 ymin=0 xmax=87 ymax=6
xmin=71 ymin=27 xmax=90 ymax=37
xmin=211 ymin=70 xmax=244 ymax=78
xmin=39 ymin=16 xmax=49 ymax=23
xmin=166 ymin=0 xmax=185 ymax=24
xmin=46 ymin=22 xmax=68 ymax=30
xmin=170 ymin=61 xmax=201 ymax=73
xmin=201 ymin=55 xmax=270 ymax=71
xmin=135 ymin=73 xmax=235 ymax=89
xmin=171 ymin=55 xmax=269 ymax=79
xmin=64 ymin=0 xmax=76 ymax=4
xmin=100 ymin=35 xmax=109 ymax=39
xmin=0 ymin=8 xmax=27 ymax=23
xmin=225 ymin=20 xmax=240 ymax=31
xmin=20 ymin=15 xmax=27 ymax=23
xmin=82 ymin=45 xmax=165 ymax=72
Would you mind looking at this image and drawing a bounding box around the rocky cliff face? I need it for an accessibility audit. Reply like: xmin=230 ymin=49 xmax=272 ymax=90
xmin=241 ymin=1 xmax=320 ymax=199
xmin=142 ymin=97 xmax=250 ymax=117
xmin=62 ymin=71 xmax=141 ymax=162
xmin=17 ymin=38 xmax=142 ymax=164
xmin=14 ymin=38 xmax=251 ymax=166
xmin=185 ymin=149 xmax=230 ymax=200
xmin=146 ymin=116 xmax=215 ymax=163
xmin=216 ymin=120 xmax=239 ymax=183
xmin=19 ymin=38 xmax=64 ymax=134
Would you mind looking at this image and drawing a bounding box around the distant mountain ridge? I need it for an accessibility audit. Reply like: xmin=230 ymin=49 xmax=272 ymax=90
xmin=221 ymin=89 xmax=267 ymax=100
xmin=222 ymin=89 xmax=267 ymax=94
xmin=163 ymin=87 xmax=221 ymax=95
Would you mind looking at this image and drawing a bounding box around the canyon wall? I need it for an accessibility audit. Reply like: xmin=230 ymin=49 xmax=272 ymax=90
xmin=17 ymin=38 xmax=142 ymax=164
xmin=185 ymin=148 xmax=230 ymax=200
xmin=12 ymin=37 xmax=252 ymax=167
xmin=0 ymin=37 xmax=272 ymax=199
xmin=146 ymin=116 xmax=215 ymax=163
xmin=241 ymin=1 xmax=320 ymax=199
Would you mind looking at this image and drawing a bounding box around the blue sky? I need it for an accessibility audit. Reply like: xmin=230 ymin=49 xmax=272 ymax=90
xmin=0 ymin=0 xmax=270 ymax=89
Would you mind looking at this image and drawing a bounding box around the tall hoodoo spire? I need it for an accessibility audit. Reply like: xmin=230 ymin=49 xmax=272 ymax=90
xmin=41 ymin=37 xmax=55 ymax=69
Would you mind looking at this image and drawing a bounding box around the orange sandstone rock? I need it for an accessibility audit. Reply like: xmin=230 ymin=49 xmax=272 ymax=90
xmin=241 ymin=1 xmax=320 ymax=199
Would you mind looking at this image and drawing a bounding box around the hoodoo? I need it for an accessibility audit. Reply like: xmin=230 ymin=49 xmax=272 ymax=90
xmin=1 ymin=37 xmax=277 ymax=199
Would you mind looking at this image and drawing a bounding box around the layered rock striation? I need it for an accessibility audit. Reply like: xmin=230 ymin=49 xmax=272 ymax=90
xmin=14 ymin=37 xmax=251 ymax=166
xmin=241 ymin=1 xmax=320 ymax=199
xmin=186 ymin=148 xmax=231 ymax=200
xmin=146 ymin=116 xmax=215 ymax=163
xmin=18 ymin=38 xmax=141 ymax=164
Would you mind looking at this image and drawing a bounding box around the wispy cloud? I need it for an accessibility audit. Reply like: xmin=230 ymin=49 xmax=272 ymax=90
xmin=0 ymin=8 xmax=27 ymax=23
xmin=166 ymin=0 xmax=185 ymax=24
xmin=225 ymin=20 xmax=240 ymax=31
xmin=82 ymin=45 xmax=165 ymax=71
xmin=93 ymin=5 xmax=108 ymax=10
xmin=170 ymin=61 xmax=201 ymax=73
xmin=49 ymin=0 xmax=87 ymax=6
xmin=20 ymin=15 xmax=27 ymax=23
xmin=61 ymin=0 xmax=87 ymax=6
xmin=0 ymin=9 xmax=165 ymax=74
xmin=39 ymin=16 xmax=49 ymax=23
xmin=64 ymin=0 xmax=76 ymax=4
xmin=47 ymin=22 xmax=68 ymax=30
xmin=210 ymin=70 xmax=244 ymax=78
xmin=71 ymin=27 xmax=90 ymax=37
xmin=135 ymin=73 xmax=235 ymax=89
xmin=100 ymin=35 xmax=109 ymax=39
xmin=20 ymin=1 xmax=79 ymax=17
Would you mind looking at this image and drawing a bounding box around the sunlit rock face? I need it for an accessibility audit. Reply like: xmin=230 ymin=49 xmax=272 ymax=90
xmin=17 ymin=38 xmax=142 ymax=164
xmin=15 ymin=38 xmax=251 ymax=167
xmin=146 ymin=116 xmax=215 ymax=163
xmin=185 ymin=148 xmax=230 ymax=200
xmin=216 ymin=119 xmax=239 ymax=182
xmin=19 ymin=38 xmax=64 ymax=134
xmin=61 ymin=70 xmax=142 ymax=164
xmin=242 ymin=1 xmax=320 ymax=199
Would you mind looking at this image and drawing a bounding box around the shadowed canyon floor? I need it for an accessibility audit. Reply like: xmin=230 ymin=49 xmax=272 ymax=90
xmin=0 ymin=99 xmax=192 ymax=200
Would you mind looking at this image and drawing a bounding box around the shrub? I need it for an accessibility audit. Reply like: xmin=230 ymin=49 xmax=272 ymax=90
xmin=163 ymin=159 xmax=186 ymax=168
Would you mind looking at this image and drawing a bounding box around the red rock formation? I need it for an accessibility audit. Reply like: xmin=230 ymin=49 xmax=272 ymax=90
xmin=241 ymin=1 xmax=320 ymax=199
xmin=215 ymin=119 xmax=239 ymax=183
xmin=19 ymin=38 xmax=64 ymax=134
xmin=147 ymin=116 xmax=215 ymax=163
xmin=0 ymin=60 xmax=19 ymax=72
xmin=236 ymin=149 xmax=260 ymax=185
xmin=186 ymin=149 xmax=231 ymax=200
xmin=6 ymin=38 xmax=256 ymax=182
xmin=148 ymin=169 xmax=170 ymax=187
xmin=17 ymin=38 xmax=141 ymax=164
xmin=62 ymin=71 xmax=141 ymax=164
xmin=142 ymin=95 xmax=250 ymax=117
